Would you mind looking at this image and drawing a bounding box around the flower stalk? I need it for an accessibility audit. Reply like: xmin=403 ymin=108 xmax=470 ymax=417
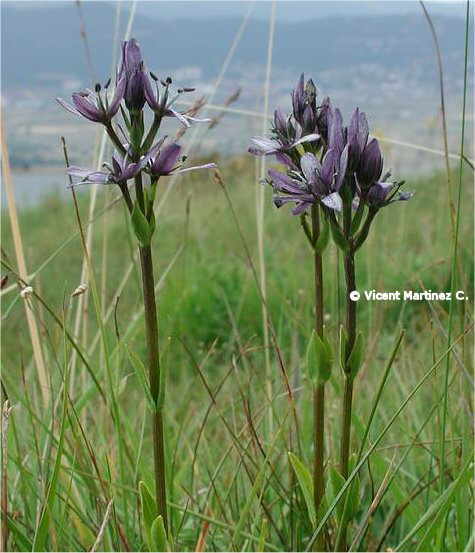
xmin=311 ymin=204 xmax=326 ymax=552
xmin=340 ymin=249 xmax=356 ymax=480
xmin=139 ymin=241 xmax=168 ymax=531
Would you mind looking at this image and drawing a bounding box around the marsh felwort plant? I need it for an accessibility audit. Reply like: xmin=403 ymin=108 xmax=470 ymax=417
xmin=58 ymin=38 xmax=215 ymax=545
xmin=250 ymin=74 xmax=412 ymax=549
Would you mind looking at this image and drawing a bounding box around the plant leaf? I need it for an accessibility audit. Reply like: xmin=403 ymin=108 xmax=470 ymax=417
xmin=314 ymin=215 xmax=330 ymax=253
xmin=288 ymin=452 xmax=316 ymax=526
xmin=306 ymin=330 xmax=333 ymax=383
xmin=150 ymin=515 xmax=170 ymax=552
xmin=131 ymin=202 xmax=153 ymax=246
xmin=347 ymin=332 xmax=364 ymax=380
xmin=126 ymin=346 xmax=156 ymax=411
xmin=140 ymin=481 xmax=157 ymax=550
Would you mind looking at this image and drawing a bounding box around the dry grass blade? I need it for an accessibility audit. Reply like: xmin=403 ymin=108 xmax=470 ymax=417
xmin=194 ymin=510 xmax=211 ymax=552
xmin=1 ymin=401 xmax=13 ymax=552
xmin=257 ymin=0 xmax=277 ymax=435
xmin=349 ymin=455 xmax=395 ymax=551
xmin=419 ymin=0 xmax=455 ymax=230
xmin=1 ymin=114 xmax=49 ymax=405
xmin=89 ymin=499 xmax=113 ymax=552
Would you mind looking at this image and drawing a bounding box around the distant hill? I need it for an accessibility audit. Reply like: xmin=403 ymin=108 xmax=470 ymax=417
xmin=1 ymin=1 xmax=468 ymax=91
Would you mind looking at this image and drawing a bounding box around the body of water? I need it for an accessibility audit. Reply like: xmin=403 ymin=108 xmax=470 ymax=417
xmin=3 ymin=168 xmax=70 ymax=208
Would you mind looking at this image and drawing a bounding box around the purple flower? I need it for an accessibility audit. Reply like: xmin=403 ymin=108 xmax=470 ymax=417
xmin=292 ymin=74 xmax=306 ymax=126
xmin=68 ymin=157 xmax=140 ymax=185
xmin=347 ymin=108 xmax=369 ymax=169
xmin=57 ymin=77 xmax=126 ymax=124
xmin=68 ymin=141 xmax=162 ymax=185
xmin=356 ymin=138 xmax=383 ymax=189
xmin=328 ymin=107 xmax=345 ymax=156
xmin=119 ymin=39 xmax=147 ymax=111
xmin=143 ymin=74 xmax=210 ymax=127
xmin=292 ymin=74 xmax=320 ymax=135
xmin=149 ymin=143 xmax=216 ymax=177
xmin=316 ymin=96 xmax=332 ymax=145
xmin=299 ymin=149 xmax=347 ymax=210
xmin=268 ymin=169 xmax=315 ymax=215
xmin=267 ymin=147 xmax=348 ymax=215
xmin=249 ymin=109 xmax=319 ymax=157
xmin=366 ymin=176 xmax=413 ymax=208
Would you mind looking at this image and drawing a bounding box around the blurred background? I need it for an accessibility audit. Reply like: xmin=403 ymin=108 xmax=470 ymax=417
xmin=1 ymin=0 xmax=473 ymax=205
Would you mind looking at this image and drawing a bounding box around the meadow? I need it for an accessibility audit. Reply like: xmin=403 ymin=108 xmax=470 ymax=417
xmin=1 ymin=1 xmax=474 ymax=551
xmin=1 ymin=152 xmax=473 ymax=551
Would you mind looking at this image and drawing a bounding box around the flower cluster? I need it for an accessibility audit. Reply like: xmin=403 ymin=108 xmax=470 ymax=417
xmin=249 ymin=74 xmax=412 ymax=249
xmin=58 ymin=38 xmax=216 ymax=244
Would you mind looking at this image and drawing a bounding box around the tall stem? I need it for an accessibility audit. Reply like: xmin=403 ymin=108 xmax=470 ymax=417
xmin=139 ymin=244 xmax=168 ymax=532
xmin=311 ymin=205 xmax=326 ymax=551
xmin=335 ymin=249 xmax=356 ymax=552
xmin=340 ymin=250 xmax=356 ymax=478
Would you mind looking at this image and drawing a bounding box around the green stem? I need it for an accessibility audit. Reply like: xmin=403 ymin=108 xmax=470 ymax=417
xmin=105 ymin=123 xmax=126 ymax=155
xmin=354 ymin=208 xmax=377 ymax=251
xmin=311 ymin=204 xmax=326 ymax=551
xmin=440 ymin=0 xmax=470 ymax=494
xmin=139 ymin=243 xmax=168 ymax=532
xmin=336 ymin=242 xmax=357 ymax=552
xmin=142 ymin=113 xmax=163 ymax=153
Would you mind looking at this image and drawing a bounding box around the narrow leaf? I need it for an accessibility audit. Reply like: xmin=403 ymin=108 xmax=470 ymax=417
xmin=140 ymin=481 xmax=157 ymax=549
xmin=131 ymin=202 xmax=153 ymax=246
xmin=150 ymin=515 xmax=170 ymax=552
xmin=288 ymin=452 xmax=316 ymax=526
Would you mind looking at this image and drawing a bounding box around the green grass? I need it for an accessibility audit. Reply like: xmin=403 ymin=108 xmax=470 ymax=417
xmin=1 ymin=157 xmax=473 ymax=552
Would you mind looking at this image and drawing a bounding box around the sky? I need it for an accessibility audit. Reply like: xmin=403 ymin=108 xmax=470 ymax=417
xmin=6 ymin=0 xmax=467 ymax=20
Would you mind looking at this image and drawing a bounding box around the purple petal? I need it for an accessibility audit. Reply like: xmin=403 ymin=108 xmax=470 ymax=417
xmin=182 ymin=114 xmax=212 ymax=124
xmin=292 ymin=201 xmax=313 ymax=215
xmin=358 ymin=138 xmax=383 ymax=187
xmin=274 ymin=194 xmax=314 ymax=205
xmin=163 ymin=108 xmax=191 ymax=127
xmin=329 ymin=108 xmax=344 ymax=154
xmin=108 ymin=74 xmax=126 ymax=116
xmin=274 ymin=108 xmax=287 ymax=134
xmin=141 ymin=136 xmax=167 ymax=168
xmin=335 ymin=144 xmax=349 ymax=191
xmin=56 ymin=98 xmax=80 ymax=116
xmin=300 ymin=153 xmax=319 ymax=185
xmin=368 ymin=182 xmax=393 ymax=204
xmin=153 ymin=143 xmax=182 ymax=175
xmin=249 ymin=137 xmax=280 ymax=155
xmin=122 ymin=38 xmax=142 ymax=72
xmin=321 ymin=192 xmax=343 ymax=211
xmin=67 ymin=166 xmax=109 ymax=184
xmin=292 ymin=73 xmax=305 ymax=122
xmin=268 ymin=169 xmax=304 ymax=194
xmin=144 ymin=74 xmax=159 ymax=110
xmin=397 ymin=191 xmax=413 ymax=201
xmin=293 ymin=133 xmax=320 ymax=147
xmin=112 ymin=154 xmax=123 ymax=176
xmin=121 ymin=162 xmax=141 ymax=181
xmin=72 ymin=93 xmax=103 ymax=122
xmin=275 ymin=152 xmax=298 ymax=171
xmin=177 ymin=162 xmax=217 ymax=174
xmin=358 ymin=111 xmax=369 ymax=152
xmin=321 ymin=148 xmax=337 ymax=186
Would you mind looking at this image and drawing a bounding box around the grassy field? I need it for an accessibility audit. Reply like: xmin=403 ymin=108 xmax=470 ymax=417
xmin=1 ymin=153 xmax=473 ymax=551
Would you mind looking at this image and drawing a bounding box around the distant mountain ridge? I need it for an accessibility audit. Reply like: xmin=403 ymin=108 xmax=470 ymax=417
xmin=1 ymin=1 xmax=468 ymax=91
